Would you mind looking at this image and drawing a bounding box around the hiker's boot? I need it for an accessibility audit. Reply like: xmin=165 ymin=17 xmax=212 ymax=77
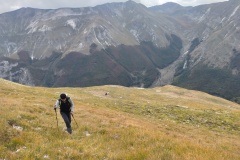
xmin=67 ymin=127 xmax=72 ymax=134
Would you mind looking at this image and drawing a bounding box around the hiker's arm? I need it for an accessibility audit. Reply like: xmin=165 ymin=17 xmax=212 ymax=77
xmin=54 ymin=100 xmax=59 ymax=109
xmin=69 ymin=98 xmax=74 ymax=113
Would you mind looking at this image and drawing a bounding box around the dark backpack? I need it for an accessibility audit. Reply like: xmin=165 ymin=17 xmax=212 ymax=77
xmin=58 ymin=97 xmax=72 ymax=112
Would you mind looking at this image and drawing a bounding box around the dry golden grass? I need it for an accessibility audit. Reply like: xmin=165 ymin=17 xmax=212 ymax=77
xmin=0 ymin=78 xmax=240 ymax=159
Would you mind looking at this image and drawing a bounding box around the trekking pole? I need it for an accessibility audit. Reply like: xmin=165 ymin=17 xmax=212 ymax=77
xmin=71 ymin=113 xmax=79 ymax=127
xmin=54 ymin=108 xmax=59 ymax=130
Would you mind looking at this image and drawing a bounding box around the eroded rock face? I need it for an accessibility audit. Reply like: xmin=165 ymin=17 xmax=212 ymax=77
xmin=0 ymin=60 xmax=34 ymax=86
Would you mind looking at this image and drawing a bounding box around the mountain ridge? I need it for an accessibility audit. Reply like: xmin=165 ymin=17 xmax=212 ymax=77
xmin=0 ymin=0 xmax=240 ymax=103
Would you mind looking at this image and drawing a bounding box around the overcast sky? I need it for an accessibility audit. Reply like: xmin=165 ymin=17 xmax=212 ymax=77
xmin=0 ymin=0 xmax=228 ymax=14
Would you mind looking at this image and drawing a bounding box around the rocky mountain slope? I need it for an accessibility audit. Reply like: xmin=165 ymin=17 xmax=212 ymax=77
xmin=0 ymin=1 xmax=181 ymax=58
xmin=151 ymin=0 xmax=240 ymax=69
xmin=0 ymin=1 xmax=183 ymax=87
xmin=150 ymin=0 xmax=240 ymax=102
xmin=0 ymin=0 xmax=240 ymax=102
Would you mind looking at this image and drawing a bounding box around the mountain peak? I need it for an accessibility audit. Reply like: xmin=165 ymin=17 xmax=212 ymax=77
xmin=149 ymin=2 xmax=184 ymax=13
xmin=126 ymin=0 xmax=138 ymax=4
xmin=124 ymin=0 xmax=147 ymax=8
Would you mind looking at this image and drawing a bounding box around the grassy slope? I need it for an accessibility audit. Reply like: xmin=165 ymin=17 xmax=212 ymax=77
xmin=0 ymin=78 xmax=240 ymax=160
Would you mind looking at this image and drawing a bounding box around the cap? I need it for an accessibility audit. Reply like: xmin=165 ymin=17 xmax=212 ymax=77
xmin=60 ymin=93 xmax=67 ymax=99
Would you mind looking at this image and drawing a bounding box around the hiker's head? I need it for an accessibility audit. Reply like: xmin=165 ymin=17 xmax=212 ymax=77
xmin=60 ymin=93 xmax=67 ymax=100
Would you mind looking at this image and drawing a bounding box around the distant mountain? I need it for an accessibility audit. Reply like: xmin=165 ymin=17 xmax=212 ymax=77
xmin=0 ymin=1 xmax=181 ymax=59
xmin=0 ymin=0 xmax=183 ymax=88
xmin=150 ymin=0 xmax=240 ymax=102
xmin=0 ymin=0 xmax=240 ymax=102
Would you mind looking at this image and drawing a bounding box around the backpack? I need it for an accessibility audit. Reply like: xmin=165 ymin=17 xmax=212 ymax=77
xmin=58 ymin=97 xmax=72 ymax=112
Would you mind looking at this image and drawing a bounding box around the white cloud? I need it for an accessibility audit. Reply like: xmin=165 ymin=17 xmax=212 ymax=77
xmin=10 ymin=5 xmax=22 ymax=10
xmin=172 ymin=0 xmax=228 ymax=6
xmin=139 ymin=0 xmax=228 ymax=7
xmin=0 ymin=0 xmax=228 ymax=14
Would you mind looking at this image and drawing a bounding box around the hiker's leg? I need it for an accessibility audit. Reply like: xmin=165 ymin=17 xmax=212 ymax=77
xmin=66 ymin=113 xmax=72 ymax=134
xmin=60 ymin=112 xmax=72 ymax=133
xmin=60 ymin=112 xmax=72 ymax=134
xmin=67 ymin=112 xmax=71 ymax=124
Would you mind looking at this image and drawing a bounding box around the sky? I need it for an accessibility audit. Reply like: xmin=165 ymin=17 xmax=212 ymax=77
xmin=0 ymin=0 xmax=228 ymax=14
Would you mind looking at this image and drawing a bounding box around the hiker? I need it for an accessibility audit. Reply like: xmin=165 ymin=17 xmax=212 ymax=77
xmin=54 ymin=93 xmax=74 ymax=134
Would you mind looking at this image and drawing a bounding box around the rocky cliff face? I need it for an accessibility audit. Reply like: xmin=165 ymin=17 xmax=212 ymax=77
xmin=150 ymin=0 xmax=240 ymax=88
xmin=0 ymin=0 xmax=240 ymax=102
